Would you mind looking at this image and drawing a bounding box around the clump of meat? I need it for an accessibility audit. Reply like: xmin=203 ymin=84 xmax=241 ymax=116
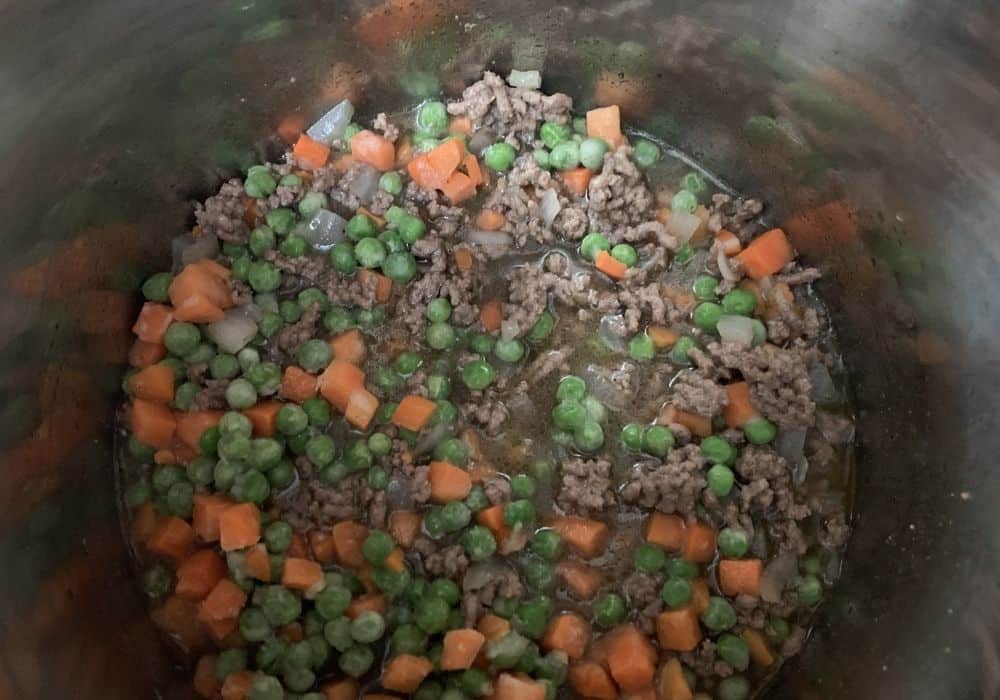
xmin=557 ymin=457 xmax=617 ymax=516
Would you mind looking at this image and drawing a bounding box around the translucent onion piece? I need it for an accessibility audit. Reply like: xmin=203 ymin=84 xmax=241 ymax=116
xmin=760 ymin=553 xmax=798 ymax=603
xmin=718 ymin=248 xmax=739 ymax=282
xmin=717 ymin=314 xmax=755 ymax=346
xmin=467 ymin=230 xmax=513 ymax=247
xmin=507 ymin=69 xmax=542 ymax=89
xmin=173 ymin=233 xmax=219 ymax=270
xmin=206 ymin=308 xmax=258 ymax=353
xmin=306 ymin=99 xmax=354 ymax=144
xmin=666 ymin=211 xmax=702 ymax=242
xmin=539 ymin=188 xmax=561 ymax=228
xmin=304 ymin=209 xmax=347 ymax=251
xmin=347 ymin=164 xmax=380 ymax=205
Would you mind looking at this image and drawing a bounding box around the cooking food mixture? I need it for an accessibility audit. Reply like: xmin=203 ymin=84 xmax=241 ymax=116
xmin=118 ymin=70 xmax=854 ymax=700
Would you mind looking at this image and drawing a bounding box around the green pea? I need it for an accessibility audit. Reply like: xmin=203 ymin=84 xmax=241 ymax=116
xmin=666 ymin=557 xmax=699 ymax=579
xmin=579 ymin=232 xmax=611 ymax=261
xmin=527 ymin=311 xmax=556 ymax=342
xmin=642 ymin=425 xmax=674 ymax=457
xmin=533 ymin=148 xmax=551 ymax=169
xmin=660 ymin=578 xmax=693 ymax=608
xmin=263 ymin=520 xmax=292 ymax=553
xmin=397 ymin=214 xmax=427 ymax=244
xmin=426 ymin=374 xmax=451 ymax=400
xmin=461 ymin=525 xmax=497 ymax=561
xmin=240 ymin=607 xmax=273 ymax=642
xmin=125 ymin=478 xmax=153 ymax=507
xmin=415 ymin=596 xmax=450 ymax=634
xmin=392 ymin=623 xmax=428 ymax=655
xmin=427 ymin=322 xmax=456 ymax=350
xmin=549 ymin=141 xmax=580 ymax=171
xmin=460 ymin=667 xmax=491 ymax=698
xmin=718 ymin=676 xmax=751 ymax=700
xmin=215 ymin=648 xmax=248 ymax=680
xmin=700 ymin=435 xmax=736 ymax=465
xmin=510 ymin=474 xmax=536 ymax=499
xmin=383 ymin=251 xmax=418 ymax=282
xmin=552 ymin=400 xmax=587 ymax=432
xmin=465 ymin=485 xmax=489 ymax=512
xmin=671 ymin=190 xmax=698 ymax=214
xmin=258 ymin=312 xmax=283 ymax=338
xmin=296 ymin=339 xmax=332 ymax=372
xmin=246 ymin=362 xmax=282 ymax=396
xmin=707 ymin=464 xmax=735 ymax=497
xmin=494 ymin=338 xmax=525 ymax=363
xmin=701 ymin=596 xmax=737 ymax=631
xmin=484 ymin=142 xmax=517 ymax=172
xmin=224 ymin=379 xmax=257 ymax=409
xmin=248 ymin=261 xmax=281 ymax=293
xmin=669 ymin=336 xmax=696 ymax=365
xmin=426 ymin=298 xmax=453 ymax=323
xmin=166 ymin=481 xmax=194 ymax=517
xmin=280 ymin=234 xmax=309 ymax=258
xmin=629 ymin=333 xmax=655 ymax=361
xmin=367 ymin=432 xmax=392 ymax=457
xmin=209 ymin=353 xmax=240 ymax=380
xmin=441 ymin=501 xmax=472 ymax=532
xmin=430 ymin=400 xmax=459 ymax=428
xmin=745 ymin=416 xmax=777 ymax=444
xmin=693 ymin=302 xmax=724 ymax=332
xmin=315 ymin=586 xmax=351 ymax=621
xmin=611 ymin=243 xmax=638 ymax=267
xmin=693 ymin=275 xmax=719 ymax=301
xmin=248 ymin=674 xmax=283 ymax=700
xmin=593 ymin=593 xmax=626 ymax=629
xmin=491 ymin=596 xmax=518 ymax=619
xmin=255 ymin=637 xmax=288 ymax=673
xmin=232 ymin=469 xmax=270 ymax=504
xmin=173 ymin=382 xmax=199 ymax=411
xmin=276 ymin=404 xmax=308 ymax=435
xmin=417 ymin=100 xmax=449 ymax=135
xmin=354 ymin=237 xmax=387 ymax=268
xmin=620 ymin=423 xmax=645 ymax=451
xmin=574 ymin=420 xmax=604 ymax=452
xmin=503 ymin=499 xmax=536 ymax=529
xmin=540 ymin=122 xmax=573 ymax=148
xmin=632 ymin=139 xmax=661 ymax=168
xmin=323 ymin=306 xmax=356 ymax=333
xmin=152 ymin=465 xmax=185 ymax=493
xmin=529 ymin=529 xmax=561 ymax=561
xmin=249 ymin=226 xmax=276 ymax=257
xmin=579 ymin=137 xmax=609 ymax=169
xmin=556 ymin=375 xmax=587 ymax=401
xmin=718 ymin=527 xmax=750 ymax=558
xmin=344 ymin=441 xmax=373 ymax=471
xmin=379 ymin=171 xmax=403 ymax=195
xmin=462 ymin=359 xmax=495 ymax=390
xmin=634 ymin=543 xmax=667 ymax=573
xmin=303 ymin=434 xmax=335 ymax=468
xmin=350 ymin=610 xmax=386 ymax=644
xmin=798 ymin=574 xmax=823 ymax=606
xmin=128 ymin=436 xmax=156 ymax=462
xmin=681 ymin=171 xmax=707 ymax=195
xmin=513 ymin=597 xmax=553 ymax=640
xmin=468 ymin=332 xmax=495 ymax=354
xmin=141 ymin=272 xmax=173 ymax=302
xmin=764 ymin=616 xmax=790 ymax=645
xmin=164 ymin=322 xmax=200 ymax=356
xmin=302 ymin=397 xmax=331 ymax=427
xmin=722 ymin=288 xmax=758 ymax=316
xmin=329 ymin=241 xmax=357 ymax=275
xmin=524 ymin=557 xmax=555 ymax=590
xmin=266 ymin=207 xmax=296 ymax=235
xmin=298 ymin=192 xmax=328 ymax=218
xmin=338 ymin=644 xmax=374 ymax=678
xmin=245 ymin=168 xmax=277 ymax=198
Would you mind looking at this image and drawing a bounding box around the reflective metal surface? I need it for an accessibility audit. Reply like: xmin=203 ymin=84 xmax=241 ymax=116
xmin=0 ymin=0 xmax=997 ymax=697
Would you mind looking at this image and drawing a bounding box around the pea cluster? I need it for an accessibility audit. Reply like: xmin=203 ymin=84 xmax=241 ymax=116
xmin=550 ymin=376 xmax=608 ymax=453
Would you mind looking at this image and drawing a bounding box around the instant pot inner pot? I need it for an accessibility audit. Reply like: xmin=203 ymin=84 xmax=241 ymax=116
xmin=0 ymin=1 xmax=997 ymax=698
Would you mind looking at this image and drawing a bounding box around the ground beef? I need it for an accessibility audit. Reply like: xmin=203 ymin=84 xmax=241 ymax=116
xmin=460 ymin=565 xmax=525 ymax=626
xmin=623 ymin=572 xmax=664 ymax=635
xmin=736 ymin=446 xmax=811 ymax=553
xmin=410 ymin=465 xmax=431 ymax=505
xmin=519 ymin=345 xmax=574 ymax=386
xmin=620 ymin=445 xmax=707 ymax=517
xmin=557 ymin=458 xmax=616 ymax=516
xmin=463 ymin=388 xmax=510 ymax=436
xmin=776 ymin=265 xmax=823 ymax=286
xmin=707 ymin=193 xmax=764 ymax=242
xmin=586 ymin=147 xmax=657 ymax=238
xmin=420 ymin=543 xmax=469 ymax=580
xmin=195 ymin=179 xmax=249 ymax=243
xmin=446 ymin=71 xmax=573 ymax=147
xmin=277 ymin=302 xmax=322 ymax=355
xmin=324 ymin=269 xmax=382 ymax=310
xmin=230 ymin=279 xmax=253 ymax=306
xmin=552 ymin=203 xmax=589 ymax=241
xmin=818 ymin=510 xmax=851 ymax=549
xmin=263 ymin=249 xmax=329 ymax=288
xmin=682 ymin=639 xmax=735 ymax=680
xmin=372 ymin=112 xmax=399 ymax=142
xmin=281 ymin=465 xmax=372 ymax=532
xmin=484 ymin=155 xmax=555 ymax=246
xmin=670 ymin=370 xmax=728 ymax=417
xmin=393 ymin=235 xmax=478 ymax=335
xmin=617 ymin=281 xmax=675 ymax=333
xmin=483 ymin=476 xmax=511 ymax=506
xmin=190 ymin=379 xmax=229 ymax=411
xmin=186 ymin=362 xmax=208 ymax=383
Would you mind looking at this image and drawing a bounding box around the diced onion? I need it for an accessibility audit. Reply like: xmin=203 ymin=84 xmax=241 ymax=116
xmin=468 ymin=128 xmax=497 ymax=154
xmin=172 ymin=233 xmax=219 ymax=270
xmin=808 ymin=363 xmax=838 ymax=402
xmin=776 ymin=429 xmax=807 ymax=465
xmin=718 ymin=249 xmax=739 ymax=282
xmin=760 ymin=553 xmax=798 ymax=603
xmin=348 ymin=164 xmax=380 ymax=205
xmin=206 ymin=308 xmax=258 ymax=353
xmin=306 ymin=99 xmax=354 ymax=144
xmin=467 ymin=230 xmax=513 ymax=247
xmin=463 ymin=562 xmax=514 ymax=592
xmin=303 ymin=209 xmax=347 ymax=251
xmin=500 ymin=319 xmax=519 ymax=341
xmin=539 ymin=189 xmax=561 ymax=228
xmin=597 ymin=315 xmax=628 ymax=353
xmin=507 ymin=69 xmax=542 ymax=89
xmin=717 ymin=314 xmax=755 ymax=346
xmin=665 ymin=211 xmax=702 ymax=242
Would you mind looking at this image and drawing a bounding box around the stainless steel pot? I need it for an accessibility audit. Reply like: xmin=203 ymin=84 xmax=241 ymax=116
xmin=1 ymin=0 xmax=997 ymax=697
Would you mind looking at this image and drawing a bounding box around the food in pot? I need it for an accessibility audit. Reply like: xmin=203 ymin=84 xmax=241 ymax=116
xmin=118 ymin=70 xmax=854 ymax=699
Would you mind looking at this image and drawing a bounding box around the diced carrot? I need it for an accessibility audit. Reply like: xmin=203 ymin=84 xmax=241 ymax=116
xmin=129 ymin=364 xmax=175 ymax=404
xmin=406 ymin=154 xmax=438 ymax=190
xmin=657 ymin=657 xmax=693 ymax=700
xmin=192 ymin=493 xmax=233 ymax=542
xmin=130 ymin=502 xmax=158 ymax=543
xmin=345 ymin=388 xmax=379 ymax=430
xmin=741 ymin=627 xmax=776 ymax=666
xmin=129 ymin=339 xmax=166 ymax=368
xmin=277 ymin=114 xmax=305 ymax=144
xmin=288 ymin=532 xmax=309 ymax=559
xmin=282 ymin=557 xmax=324 ymax=592
xmin=568 ymin=662 xmax=618 ymax=700
xmin=195 ymin=258 xmax=233 ymax=280
xmin=329 ymin=328 xmax=366 ymax=365
xmin=645 ymin=513 xmax=686 ymax=551
xmin=147 ymin=516 xmax=195 ymax=561
xmin=550 ymin=516 xmax=609 ymax=559
xmin=738 ymin=228 xmax=794 ymax=279
xmin=542 ymin=613 xmax=590 ymax=660
xmin=395 ymin=136 xmax=414 ymax=168
xmin=594 ymin=250 xmax=628 ymax=281
xmin=463 ymin=153 xmax=484 ymax=187
xmin=660 ymin=405 xmax=713 ymax=437
xmin=429 ymin=461 xmax=473 ymax=503
xmin=454 ymin=247 xmax=474 ymax=271
xmin=220 ymin=670 xmax=256 ymax=700
xmin=172 ymin=293 xmax=225 ymax=323
xmin=441 ymin=628 xmax=486 ymax=670
xmin=383 ymin=547 xmax=406 ymax=573
xmin=132 ymin=303 xmax=174 ymax=343
xmin=716 ymin=230 xmax=742 ymax=256
xmin=691 ymin=578 xmax=711 ymax=615
xmin=621 ymin=687 xmax=657 ymax=700
xmin=607 ymin=623 xmax=656 ymax=692
xmin=242 ymin=401 xmax=282 ymax=437
xmin=245 ymin=543 xmax=272 ymax=582
xmin=682 ymin=522 xmax=716 ymax=564
xmin=242 ymin=195 xmax=262 ymax=227
xmin=346 ymin=593 xmax=387 ymax=619
xmin=561 ymin=167 xmax=593 ymax=196
xmin=656 ymin=606 xmax=702 ymax=652
xmin=199 ymin=578 xmax=247 ymax=622
xmin=176 ymin=410 xmax=223 ymax=453
xmin=293 ymin=134 xmax=331 ymax=170
xmin=322 ymin=678 xmax=360 ymax=700
xmin=392 ymin=394 xmax=437 ymax=432
xmin=331 ymin=153 xmax=355 ymax=174
xmin=426 ymin=139 xmax=467 ymax=185
xmin=153 ymin=448 xmax=177 ymax=465
xmin=441 ymin=171 xmax=478 ymax=203
xmin=556 ymin=560 xmax=603 ymax=599
xmin=281 ymin=366 xmax=319 ymax=403
xmin=169 ymin=261 xmax=232 ymax=318
xmin=388 ymin=510 xmax=422 ymax=548
xmin=449 ymin=116 xmax=473 ymax=135
xmin=723 ymin=381 xmax=758 ymax=428
xmin=206 ymin=615 xmax=240 ymax=643
xmin=382 ymin=654 xmax=434 ymax=693
xmin=332 ymin=520 xmax=369 ymax=568
xmin=151 ymin=594 xmax=209 ymax=651
xmin=176 ymin=549 xmax=227 ymax=600
xmin=479 ymin=298 xmax=502 ymax=332
xmin=131 ymin=398 xmax=177 ymax=449
xmin=476 ymin=505 xmax=512 ymax=545
xmin=718 ymin=559 xmax=763 ymax=597
xmin=586 ymin=105 xmax=624 ymax=149
xmin=475 ymin=209 xmax=506 ymax=231
xmin=304 ymin=529 xmax=335 ymax=565
xmin=193 ymin=655 xmax=221 ymax=698
xmin=477 ymin=613 xmax=511 ymax=642
xmin=218 ymin=503 xmax=261 ymax=551
xmin=320 ymin=359 xmax=366 ymax=411
xmin=357 ymin=268 xmax=393 ymax=304
xmin=351 ymin=130 xmax=396 ymax=171
xmin=490 ymin=673 xmax=544 ymax=700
